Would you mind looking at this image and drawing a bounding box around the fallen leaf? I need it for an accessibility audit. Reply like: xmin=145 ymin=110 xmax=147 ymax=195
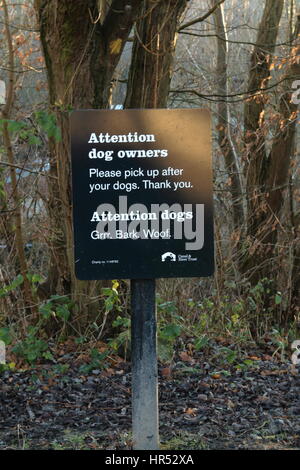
xmin=227 ymin=399 xmax=235 ymax=409
xmin=215 ymin=336 xmax=231 ymax=345
xmin=255 ymin=395 xmax=271 ymax=403
xmin=184 ymin=407 xmax=197 ymax=416
xmin=102 ymin=368 xmax=115 ymax=377
xmin=47 ymin=377 xmax=56 ymax=387
xmin=260 ymin=369 xmax=287 ymax=376
xmin=211 ymin=373 xmax=221 ymax=379
xmin=262 ymin=354 xmax=273 ymax=361
xmin=179 ymin=351 xmax=194 ymax=363
xmin=161 ymin=367 xmax=172 ymax=378
xmin=290 ymin=364 xmax=298 ymax=376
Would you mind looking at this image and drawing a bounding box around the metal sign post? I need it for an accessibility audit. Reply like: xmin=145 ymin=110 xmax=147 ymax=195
xmin=131 ymin=279 xmax=159 ymax=450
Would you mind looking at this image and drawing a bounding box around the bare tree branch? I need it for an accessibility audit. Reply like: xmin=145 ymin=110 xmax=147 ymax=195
xmin=178 ymin=0 xmax=225 ymax=32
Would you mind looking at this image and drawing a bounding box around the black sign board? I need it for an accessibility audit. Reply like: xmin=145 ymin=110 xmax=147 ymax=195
xmin=70 ymin=108 xmax=214 ymax=280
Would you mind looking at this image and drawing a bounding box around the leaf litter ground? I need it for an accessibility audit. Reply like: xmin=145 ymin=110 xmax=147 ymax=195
xmin=0 ymin=342 xmax=299 ymax=450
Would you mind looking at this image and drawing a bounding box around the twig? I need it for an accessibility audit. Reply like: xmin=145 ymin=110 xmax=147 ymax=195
xmin=178 ymin=0 xmax=226 ymax=32
xmin=0 ymin=161 xmax=57 ymax=179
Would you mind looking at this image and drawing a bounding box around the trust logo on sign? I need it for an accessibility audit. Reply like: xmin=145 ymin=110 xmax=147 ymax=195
xmin=161 ymin=252 xmax=176 ymax=262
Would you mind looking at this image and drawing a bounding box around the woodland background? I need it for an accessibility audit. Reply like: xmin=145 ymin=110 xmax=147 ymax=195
xmin=0 ymin=0 xmax=299 ymax=369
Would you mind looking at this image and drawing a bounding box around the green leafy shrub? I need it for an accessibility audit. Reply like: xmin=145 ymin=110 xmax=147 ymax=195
xmin=12 ymin=326 xmax=53 ymax=364
xmin=79 ymin=348 xmax=110 ymax=374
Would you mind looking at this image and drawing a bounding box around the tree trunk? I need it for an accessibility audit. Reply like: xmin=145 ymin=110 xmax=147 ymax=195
xmin=34 ymin=0 xmax=140 ymax=320
xmin=240 ymin=0 xmax=285 ymax=281
xmin=1 ymin=0 xmax=36 ymax=317
xmin=244 ymin=0 xmax=284 ymax=184
xmin=211 ymin=0 xmax=244 ymax=232
xmin=241 ymin=13 xmax=299 ymax=284
xmin=125 ymin=0 xmax=188 ymax=109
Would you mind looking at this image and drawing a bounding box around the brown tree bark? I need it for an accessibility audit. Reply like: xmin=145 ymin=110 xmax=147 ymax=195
xmin=266 ymin=19 xmax=300 ymax=316
xmin=243 ymin=0 xmax=284 ymax=246
xmin=244 ymin=0 xmax=284 ymax=187
xmin=125 ymin=0 xmax=188 ymax=109
xmin=241 ymin=0 xmax=284 ymax=279
xmin=241 ymin=8 xmax=300 ymax=285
